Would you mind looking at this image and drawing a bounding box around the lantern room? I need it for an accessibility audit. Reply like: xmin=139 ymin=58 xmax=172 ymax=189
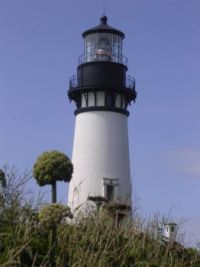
xmin=80 ymin=16 xmax=126 ymax=65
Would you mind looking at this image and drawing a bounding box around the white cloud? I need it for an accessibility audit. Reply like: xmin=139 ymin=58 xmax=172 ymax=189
xmin=181 ymin=219 xmax=200 ymax=247
xmin=169 ymin=149 xmax=200 ymax=176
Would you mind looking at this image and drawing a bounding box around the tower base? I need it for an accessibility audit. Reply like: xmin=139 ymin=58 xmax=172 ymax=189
xmin=68 ymin=111 xmax=132 ymax=213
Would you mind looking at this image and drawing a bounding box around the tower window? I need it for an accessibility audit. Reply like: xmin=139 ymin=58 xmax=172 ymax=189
xmin=81 ymin=93 xmax=87 ymax=107
xmin=106 ymin=184 xmax=114 ymax=201
xmin=88 ymin=92 xmax=95 ymax=106
xmin=102 ymin=178 xmax=119 ymax=201
xmin=96 ymin=91 xmax=105 ymax=106
xmin=115 ymin=94 xmax=121 ymax=108
xmin=105 ymin=93 xmax=114 ymax=108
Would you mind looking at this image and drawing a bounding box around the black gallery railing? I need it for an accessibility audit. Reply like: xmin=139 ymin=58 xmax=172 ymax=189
xmin=69 ymin=74 xmax=135 ymax=91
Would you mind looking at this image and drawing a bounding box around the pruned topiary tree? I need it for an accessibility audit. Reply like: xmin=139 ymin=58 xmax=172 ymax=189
xmin=33 ymin=150 xmax=73 ymax=202
xmin=33 ymin=150 xmax=73 ymax=267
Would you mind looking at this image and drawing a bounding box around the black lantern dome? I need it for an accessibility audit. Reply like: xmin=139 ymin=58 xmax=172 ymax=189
xmin=82 ymin=16 xmax=125 ymax=39
xmin=68 ymin=16 xmax=137 ymax=116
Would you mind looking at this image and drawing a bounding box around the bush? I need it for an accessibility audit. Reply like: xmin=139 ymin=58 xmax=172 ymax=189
xmin=39 ymin=204 xmax=72 ymax=228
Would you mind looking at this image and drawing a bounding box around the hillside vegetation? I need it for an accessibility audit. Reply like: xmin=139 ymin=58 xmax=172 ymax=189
xmin=0 ymin=167 xmax=199 ymax=267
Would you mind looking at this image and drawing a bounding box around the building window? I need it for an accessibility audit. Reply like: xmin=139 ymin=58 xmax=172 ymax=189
xmin=102 ymin=178 xmax=119 ymax=201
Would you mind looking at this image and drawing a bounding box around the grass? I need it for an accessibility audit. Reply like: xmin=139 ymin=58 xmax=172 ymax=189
xmin=0 ymin=167 xmax=200 ymax=266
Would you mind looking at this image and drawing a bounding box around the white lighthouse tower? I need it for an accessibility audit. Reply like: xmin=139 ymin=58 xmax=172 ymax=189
xmin=68 ymin=16 xmax=137 ymax=212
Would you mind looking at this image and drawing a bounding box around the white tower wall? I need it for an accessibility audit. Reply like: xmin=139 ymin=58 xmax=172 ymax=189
xmin=68 ymin=110 xmax=132 ymax=212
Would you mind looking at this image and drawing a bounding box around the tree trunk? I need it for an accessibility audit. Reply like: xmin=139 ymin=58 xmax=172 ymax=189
xmin=52 ymin=180 xmax=57 ymax=203
xmin=50 ymin=181 xmax=57 ymax=267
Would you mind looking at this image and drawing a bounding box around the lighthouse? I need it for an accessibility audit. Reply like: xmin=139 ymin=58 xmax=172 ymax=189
xmin=68 ymin=16 xmax=136 ymax=212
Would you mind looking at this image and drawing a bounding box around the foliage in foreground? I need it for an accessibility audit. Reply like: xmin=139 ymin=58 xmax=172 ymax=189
xmin=0 ymin=167 xmax=200 ymax=267
xmin=33 ymin=150 xmax=73 ymax=267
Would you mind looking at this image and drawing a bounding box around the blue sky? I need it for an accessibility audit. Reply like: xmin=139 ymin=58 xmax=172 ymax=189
xmin=0 ymin=0 xmax=200 ymax=246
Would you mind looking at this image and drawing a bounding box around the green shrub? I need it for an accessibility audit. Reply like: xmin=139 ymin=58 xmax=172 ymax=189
xmin=39 ymin=204 xmax=72 ymax=228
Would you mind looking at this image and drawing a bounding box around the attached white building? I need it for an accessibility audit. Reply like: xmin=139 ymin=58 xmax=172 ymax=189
xmin=162 ymin=223 xmax=177 ymax=242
